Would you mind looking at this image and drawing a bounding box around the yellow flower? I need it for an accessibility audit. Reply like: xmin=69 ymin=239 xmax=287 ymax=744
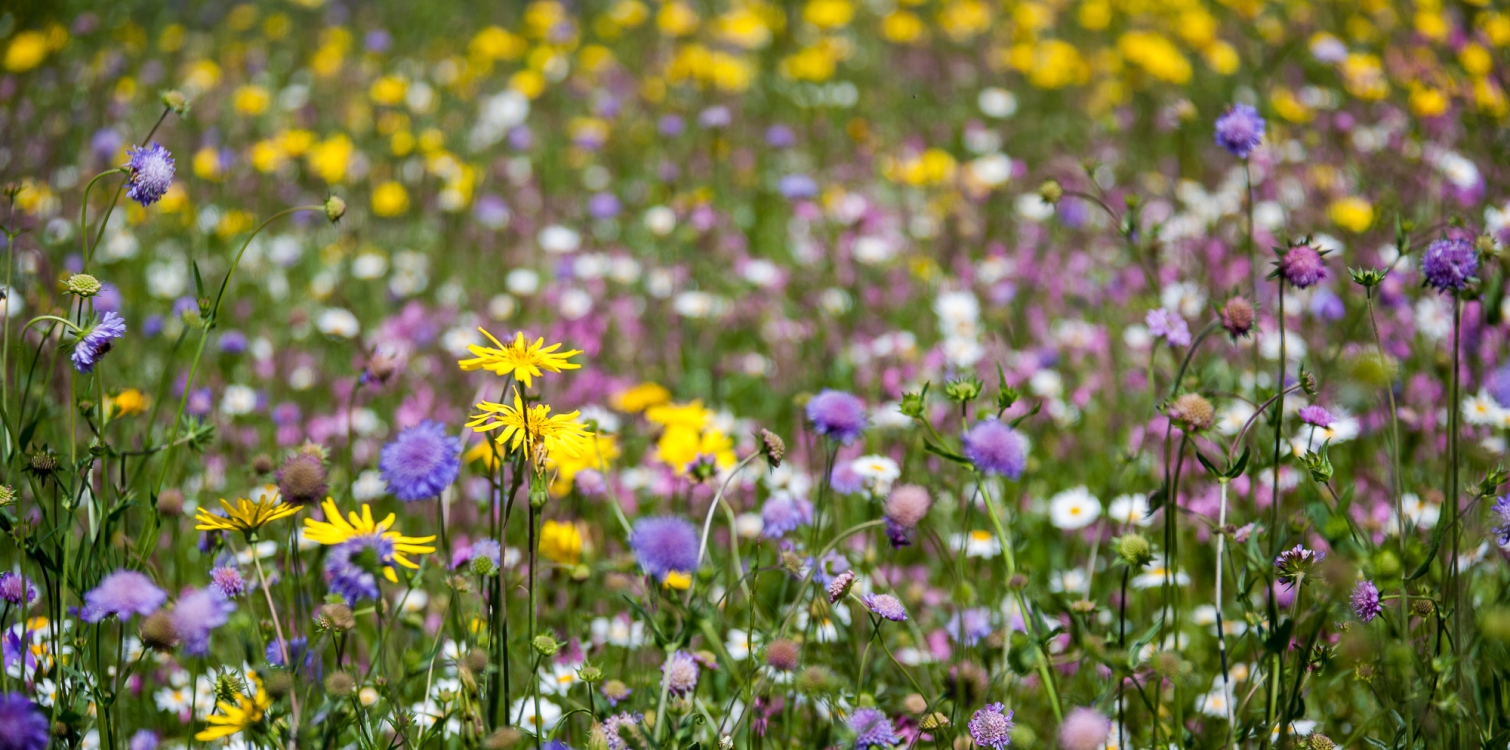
xmin=1328 ymin=197 xmax=1374 ymax=234
xmin=458 ymin=329 xmax=582 ymax=388
xmin=195 ymin=672 xmax=272 ymax=742
xmin=372 ymin=181 xmax=409 ymax=217
xmin=307 ymin=134 xmax=353 ymax=183
xmin=1118 ymin=31 xmax=1192 ymax=84
xmin=193 ymin=147 xmax=222 ymax=180
xmin=663 ymin=570 xmax=692 ymax=589
xmin=109 ymin=389 xmax=149 ymax=417
xmin=539 ymin=520 xmax=584 ymax=565
xmin=804 ymin=0 xmax=853 ymax=29
xmin=233 ymin=85 xmax=270 ymax=115
xmin=370 ymin=75 xmax=408 ymax=106
xmin=5 ymin=31 xmax=50 ymax=72
xmin=657 ymin=1 xmax=700 ymax=36
xmin=881 ymin=11 xmax=926 ymax=44
xmin=549 ymin=434 xmax=619 ymax=496
xmin=195 ymin=495 xmax=301 ymax=537
xmin=656 ymin=424 xmax=735 ymax=474
xmin=303 ymin=498 xmax=436 ymax=582
xmin=467 ymin=393 xmax=593 ymax=464
xmin=645 ymin=400 xmax=713 ymax=429
xmin=613 ymin=382 xmax=672 ymax=413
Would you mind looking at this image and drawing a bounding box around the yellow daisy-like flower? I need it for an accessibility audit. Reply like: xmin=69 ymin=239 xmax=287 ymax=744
xmin=195 ymin=672 xmax=272 ymax=742
xmin=466 ymin=392 xmax=593 ymax=463
xmin=303 ymin=498 xmax=436 ymax=582
xmin=194 ymin=495 xmax=301 ymax=538
xmin=458 ymin=329 xmax=582 ymax=388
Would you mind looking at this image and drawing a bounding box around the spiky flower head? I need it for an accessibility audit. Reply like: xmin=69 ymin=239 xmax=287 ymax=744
xmin=962 ymin=419 xmax=1027 ymax=479
xmin=82 ymin=569 xmax=167 ymax=623
xmin=380 ymin=420 xmax=461 ymax=502
xmin=1276 ymin=243 xmax=1327 ymax=289
xmin=1489 ymin=495 xmax=1510 ymax=546
xmin=1167 ymin=393 xmax=1215 ymax=431
xmin=628 ymin=516 xmax=700 ymax=581
xmin=276 ymin=453 xmax=328 ymax=505
xmin=66 ymin=273 xmax=102 ymax=297
xmin=805 ymin=389 xmax=868 ymax=444
xmin=849 ymin=707 xmax=899 ymax=749
xmin=324 ymin=195 xmax=347 ymax=223
xmin=660 ymin=650 xmax=699 ymax=696
xmin=1273 ymin=544 xmax=1325 ymax=588
xmin=0 ymin=692 xmax=50 ymax=750
xmin=159 ymin=89 xmax=190 ymax=114
xmin=827 ymin=570 xmax=857 ymax=603
xmin=1351 ymin=579 xmax=1381 ymax=623
xmin=1219 ymin=297 xmax=1255 ymax=339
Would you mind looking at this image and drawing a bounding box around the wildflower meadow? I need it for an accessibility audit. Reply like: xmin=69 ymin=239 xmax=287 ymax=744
xmin=3 ymin=1 xmax=1510 ymax=748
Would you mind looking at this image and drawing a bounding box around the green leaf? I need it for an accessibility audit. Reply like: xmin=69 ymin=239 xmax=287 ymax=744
xmin=923 ymin=438 xmax=972 ymax=465
xmin=1195 ymin=450 xmax=1218 ymax=476
xmin=1407 ymin=520 xmax=1446 ymax=581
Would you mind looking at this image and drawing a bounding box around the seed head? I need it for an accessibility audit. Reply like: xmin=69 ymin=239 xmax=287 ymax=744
xmin=325 ymin=672 xmax=355 ymax=697
xmin=325 ymin=195 xmax=347 ymax=223
xmin=1167 ymin=393 xmax=1215 ymax=431
xmin=66 ymin=274 xmax=102 ymax=298
xmin=1220 ymin=297 xmax=1255 ymax=338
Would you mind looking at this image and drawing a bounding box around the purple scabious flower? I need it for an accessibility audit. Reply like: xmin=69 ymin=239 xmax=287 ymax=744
xmin=861 ymin=593 xmax=909 ymax=621
xmin=124 ymin=142 xmax=175 ymax=206
xmin=0 ymin=692 xmax=50 ymax=750
xmin=778 ymin=174 xmax=819 ymax=200
xmin=0 ymin=572 xmax=37 ymax=607
xmin=128 ymin=730 xmax=159 ymax=750
xmin=380 ymin=420 xmax=462 ymax=502
xmin=265 ymin=636 xmax=309 ymax=667
xmin=172 ymin=587 xmax=236 ymax=656
xmin=947 ymin=607 xmax=994 ymax=646
xmin=326 ymin=533 xmax=396 ymax=603
xmin=1273 ymin=544 xmax=1325 ymax=588
xmin=830 ymin=462 xmax=866 ymax=494
xmin=1487 ymin=364 xmax=1510 ymax=409
xmin=968 ymin=703 xmax=1015 ymax=750
xmin=850 ymin=707 xmax=900 ymax=749
xmin=1277 ymin=245 xmax=1326 ymax=289
xmin=806 ymin=390 xmax=868 ymax=444
xmin=1491 ymin=496 xmax=1510 ymax=546
xmin=827 ymin=570 xmax=858 ymax=603
xmin=884 ymin=484 xmax=932 ymax=548
xmin=82 ymin=569 xmax=166 ymax=622
xmin=628 ymin=516 xmax=700 ymax=580
xmin=72 ymin=311 xmax=127 ymax=374
xmin=1351 ymin=579 xmax=1382 ymax=623
xmin=601 ymin=712 xmax=642 ymax=750
xmin=1214 ymin=104 xmax=1265 ymax=158
xmin=1298 ymin=405 xmax=1334 ymax=428
xmin=210 ymin=564 xmax=245 ymax=598
xmin=1057 ymin=707 xmax=1111 ymax=750
xmin=962 ymin=419 xmax=1027 ymax=479
xmin=1421 ymin=238 xmax=1478 ymax=294
xmin=661 ymin=650 xmax=699 ymax=696
xmin=1145 ymin=308 xmax=1191 ymax=347
xmin=760 ymin=495 xmax=813 ymax=539
xmin=809 ymin=550 xmax=851 ymax=586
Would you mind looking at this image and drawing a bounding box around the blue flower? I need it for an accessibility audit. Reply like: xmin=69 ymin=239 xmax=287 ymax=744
xmin=171 ymin=587 xmax=236 ymax=656
xmin=806 ymin=390 xmax=868 ymax=444
xmin=81 ymin=569 xmax=166 ymax=623
xmin=379 ymin=420 xmax=461 ymax=502
xmin=1421 ymin=238 xmax=1478 ymax=294
xmin=1214 ymin=104 xmax=1265 ymax=159
xmin=72 ymin=311 xmax=126 ymax=374
xmin=124 ymin=142 xmax=175 ymax=206
xmin=962 ymin=419 xmax=1027 ymax=479
xmin=326 ymin=533 xmax=397 ymax=603
xmin=628 ymin=516 xmax=700 ymax=580
xmin=849 ymin=707 xmax=899 ymax=749
xmin=0 ymin=692 xmax=50 ymax=750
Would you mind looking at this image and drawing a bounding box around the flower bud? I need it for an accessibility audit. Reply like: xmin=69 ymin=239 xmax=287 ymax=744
xmin=325 ymin=672 xmax=355 ymax=697
xmin=159 ymin=89 xmax=190 ymax=114
xmin=1117 ymin=534 xmax=1153 ymax=567
xmin=325 ymin=195 xmax=347 ymax=223
xmin=66 ymin=274 xmax=102 ymax=298
xmin=531 ymin=635 xmax=559 ymax=656
xmin=1038 ymin=180 xmax=1063 ymax=205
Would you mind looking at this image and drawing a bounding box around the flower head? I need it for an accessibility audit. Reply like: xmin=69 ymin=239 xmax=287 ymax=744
xmin=1220 ymin=297 xmax=1256 ymax=339
xmin=72 ymin=311 xmax=126 ymax=374
xmin=967 ymin=703 xmax=1015 ymax=750
xmin=884 ymin=484 xmax=931 ymax=548
xmin=806 ymin=390 xmax=868 ymax=444
xmin=850 ymin=707 xmax=900 ymax=749
xmin=628 ymin=516 xmax=700 ymax=580
xmin=195 ymin=672 xmax=272 ymax=742
xmin=761 ymin=495 xmax=813 ymax=539
xmin=0 ymin=572 xmax=37 ymax=607
xmin=962 ymin=419 xmax=1027 ymax=479
xmin=1214 ymin=103 xmax=1265 ymax=158
xmin=125 ymin=142 xmax=175 ymax=206
xmin=1167 ymin=393 xmax=1216 ymax=432
xmin=210 ymin=564 xmax=245 ymax=598
xmin=326 ymin=533 xmax=397 ymax=603
xmin=0 ymin=692 xmax=49 ymax=750
xmin=172 ymin=587 xmax=236 ymax=656
xmin=661 ymin=650 xmax=700 ymax=696
xmin=194 ymin=495 xmax=302 ymax=539
xmin=1057 ymin=707 xmax=1111 ymax=750
xmin=1277 ymin=245 xmax=1326 ymax=288
xmin=1490 ymin=495 xmax=1510 ymax=546
xmin=1421 ymin=238 xmax=1478 ymax=294
xmin=380 ymin=420 xmax=461 ymax=502
xmin=467 ymin=392 xmax=593 ymax=464
xmin=1298 ymin=405 xmax=1334 ymax=428
xmin=1273 ymin=544 xmax=1325 ymax=587
xmin=82 ymin=569 xmax=167 ymax=622
xmin=276 ymin=453 xmax=328 ymax=505
xmin=303 ymin=498 xmax=436 ymax=584
xmin=862 ymin=592 xmax=909 ymax=621
xmin=1351 ymin=579 xmax=1381 ymax=623
xmin=458 ymin=329 xmax=582 ymax=388
xmin=827 ymin=570 xmax=858 ymax=602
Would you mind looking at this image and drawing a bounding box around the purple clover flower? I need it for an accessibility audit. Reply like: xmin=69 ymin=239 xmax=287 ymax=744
xmin=1145 ymin=308 xmax=1191 ymax=347
xmin=661 ymin=650 xmax=699 ymax=696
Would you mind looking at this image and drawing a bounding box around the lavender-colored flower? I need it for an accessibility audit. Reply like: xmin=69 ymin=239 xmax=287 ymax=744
xmin=658 ymin=114 xmax=685 ymax=136
xmin=172 ymin=587 xmax=236 ymax=656
xmin=1421 ymin=238 xmax=1478 ymax=294
xmin=326 ymin=533 xmax=396 ymax=603
xmin=760 ymin=495 xmax=813 ymax=539
xmin=830 ymin=461 xmax=866 ymax=494
xmin=265 ymin=636 xmax=309 ymax=668
xmin=601 ymin=712 xmax=642 ymax=750
xmin=765 ymin=124 xmax=796 ymax=148
xmin=124 ymin=142 xmax=175 ymax=206
xmin=1057 ymin=707 xmax=1111 ymax=750
xmin=947 ymin=607 xmax=994 ymax=646
xmin=588 ymin=192 xmax=621 ymax=219
xmin=1298 ymin=405 xmax=1334 ymax=428
xmin=210 ymin=564 xmax=245 ymax=598
xmin=884 ymin=484 xmax=932 ymax=548
xmin=82 ymin=569 xmax=166 ymax=622
xmin=862 ymin=593 xmax=909 ymax=622
xmin=827 ymin=570 xmax=857 ymax=603
xmin=809 ymin=550 xmax=851 ymax=586
xmin=1273 ymin=544 xmax=1325 ymax=588
xmin=850 ymin=707 xmax=900 ymax=749
xmin=698 ymin=105 xmax=731 ymax=129
xmin=1487 ymin=364 xmax=1510 ymax=409
xmin=806 ymin=390 xmax=868 ymax=444
xmin=1214 ymin=103 xmax=1265 ymax=158
xmin=1490 ymin=495 xmax=1510 ymax=546
xmin=0 ymin=692 xmax=49 ymax=750
xmin=72 ymin=311 xmax=126 ymax=374
xmin=1145 ymin=308 xmax=1191 ymax=347
xmin=1277 ymin=245 xmax=1326 ymax=289
xmin=0 ymin=572 xmax=37 ymax=607
xmin=968 ymin=703 xmax=1015 ymax=750
xmin=628 ymin=516 xmax=700 ymax=580
xmin=962 ymin=419 xmax=1027 ymax=479
xmin=778 ymin=174 xmax=819 ymax=200
xmin=469 ymin=540 xmax=503 ymax=571
xmin=380 ymin=420 xmax=462 ymax=502
xmin=661 ymin=650 xmax=699 ymax=696
xmin=128 ymin=729 xmax=159 ymax=750
xmin=1351 ymin=579 xmax=1382 ymax=623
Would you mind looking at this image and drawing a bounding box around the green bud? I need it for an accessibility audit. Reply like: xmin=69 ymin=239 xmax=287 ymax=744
xmin=1300 ymin=447 xmax=1333 ymax=483
xmin=1348 ymin=267 xmax=1388 ymax=288
xmin=578 ymin=665 xmax=603 ymax=683
xmin=1117 ymin=534 xmax=1153 ymax=567
xmin=1038 ymin=180 xmax=1063 ymax=205
xmin=66 ymin=274 xmax=102 ymax=298
xmin=325 ymin=195 xmax=347 ymax=223
xmin=996 ymin=385 xmax=1020 ymax=412
xmin=470 ymin=554 xmax=498 ymax=577
xmin=899 ymin=388 xmax=927 ymax=419
xmin=532 ymin=635 xmax=560 ymax=657
xmin=943 ymin=376 xmax=983 ymax=403
xmin=160 ymin=89 xmax=190 ymax=115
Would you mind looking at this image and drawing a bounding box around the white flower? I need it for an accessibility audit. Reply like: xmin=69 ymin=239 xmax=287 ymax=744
xmin=950 ymin=530 xmax=1002 ymax=558
xmin=590 ymin=615 xmax=646 ymax=648
xmin=1108 ymin=494 xmax=1155 ymax=527
xmin=1131 ymin=557 xmax=1190 ymax=589
xmin=977 ymin=87 xmax=1018 ymax=118
xmin=1216 ymin=402 xmax=1257 ymax=436
xmin=510 ymin=697 xmax=562 ymax=735
xmin=852 ymin=235 xmax=894 ymax=265
xmin=1015 ymin=192 xmax=1055 ymax=221
xmin=644 ymin=206 xmax=677 ymax=235
xmin=539 ymin=661 xmax=580 ymax=696
xmin=352 ymin=252 xmax=388 ymax=279
xmin=538 ymin=225 xmax=581 ymax=254
xmin=1464 ymin=389 xmax=1505 ymax=427
xmin=1050 ymin=568 xmax=1089 ymax=594
xmin=1397 ymin=493 xmax=1440 ymax=531
xmin=1049 ymin=486 xmax=1102 ymax=529
xmin=674 ymin=291 xmax=720 ymax=318
xmin=941 ymin=337 xmax=984 ymax=369
xmin=220 ymin=385 xmax=258 ymax=417
xmin=559 ymin=288 xmax=593 ymax=320
xmin=735 ymin=512 xmax=764 ymax=538
xmin=851 ymin=455 xmax=901 ymax=493
xmin=1414 ymin=296 xmax=1452 ymax=341
xmin=1196 ymin=685 xmax=1232 ymax=718
xmin=316 ymin=308 xmax=360 ymax=338
xmin=352 ymin=470 xmax=386 ymax=501
xmin=726 ymin=628 xmax=756 ymax=661
xmin=933 ymin=290 xmax=981 ymax=327
xmin=967 ymin=153 xmax=1013 ymax=188
xmin=506 ymin=268 xmax=540 ymax=295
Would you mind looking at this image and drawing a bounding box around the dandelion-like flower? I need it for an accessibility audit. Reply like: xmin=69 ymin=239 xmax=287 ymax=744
xmin=194 ymin=495 xmax=302 ymax=538
xmin=1421 ymin=238 xmax=1478 ymax=294
xmin=967 ymin=703 xmax=1015 ymax=750
xmin=125 ymin=142 xmax=175 ymax=206
xmin=195 ymin=672 xmax=272 ymax=742
xmin=1273 ymin=544 xmax=1325 ymax=588
xmin=467 ymin=392 xmax=593 ymax=463
xmin=458 ymin=329 xmax=582 ymax=387
xmin=0 ymin=692 xmax=49 ymax=750
xmin=379 ymin=420 xmax=461 ymax=502
xmin=1214 ymin=103 xmax=1266 ymax=158
xmin=171 ymin=587 xmax=236 ymax=656
xmin=806 ymin=389 xmax=868 ymax=444
xmin=962 ymin=419 xmax=1027 ymax=479
xmin=862 ymin=592 xmax=909 ymax=621
xmin=850 ymin=707 xmax=900 ymax=749
xmin=661 ymin=650 xmax=700 ymax=696
xmin=628 ymin=516 xmax=700 ymax=580
xmin=82 ymin=569 xmax=167 ymax=622
xmin=72 ymin=311 xmax=126 ymax=374
xmin=302 ymin=498 xmax=436 ymax=583
xmin=1351 ymin=579 xmax=1381 ymax=623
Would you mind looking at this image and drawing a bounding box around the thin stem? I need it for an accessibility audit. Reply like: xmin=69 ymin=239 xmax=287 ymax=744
xmin=251 ymin=546 xmax=301 ymax=746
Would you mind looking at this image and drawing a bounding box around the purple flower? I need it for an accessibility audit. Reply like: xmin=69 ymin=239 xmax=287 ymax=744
xmin=128 ymin=730 xmax=159 ymax=750
xmin=827 ymin=570 xmax=857 ymax=602
xmin=661 ymin=650 xmax=699 ymax=696
xmin=172 ymin=587 xmax=236 ymax=656
xmin=778 ymin=174 xmax=819 ymax=200
xmin=968 ymin=703 xmax=1015 ymax=750
xmin=1145 ymin=308 xmax=1191 ymax=347
xmin=1487 ymin=364 xmax=1510 ymax=409
xmin=1490 ymin=495 xmax=1510 ymax=546
xmin=588 ymin=192 xmax=621 ymax=219
xmin=1277 ymin=245 xmax=1326 ymax=288
xmin=850 ymin=707 xmax=899 ymax=749
xmin=1057 ymin=707 xmax=1111 ymax=750
xmin=1298 ymin=405 xmax=1333 ymax=428
xmin=1273 ymin=544 xmax=1325 ymax=587
xmin=124 ymin=142 xmax=175 ymax=206
xmin=806 ymin=390 xmax=868 ymax=444
xmin=861 ymin=593 xmax=909 ymax=621
xmin=1421 ymin=238 xmax=1478 ymax=294
xmin=0 ymin=692 xmax=49 ymax=750
xmin=0 ymin=572 xmax=37 ymax=607
xmin=962 ymin=419 xmax=1027 ymax=479
xmin=698 ymin=105 xmax=731 ymax=129
xmin=380 ymin=420 xmax=462 ymax=502
xmin=628 ymin=516 xmax=700 ymax=580
xmin=947 ymin=607 xmax=993 ymax=646
xmin=1351 ymin=579 xmax=1381 ymax=623
xmin=72 ymin=311 xmax=127 ymax=374
xmin=601 ymin=712 xmax=642 ymax=750
xmin=765 ymin=124 xmax=796 ymax=148
xmin=884 ymin=484 xmax=931 ymax=548
xmin=760 ymin=495 xmax=813 ymax=539
xmin=1214 ymin=103 xmax=1265 ymax=158
xmin=210 ymin=564 xmax=245 ymax=598
xmin=82 ymin=570 xmax=166 ymax=622
xmin=326 ymin=533 xmax=396 ymax=603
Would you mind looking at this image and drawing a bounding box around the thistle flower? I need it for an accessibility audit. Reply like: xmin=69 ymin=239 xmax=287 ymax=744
xmin=1277 ymin=245 xmax=1326 ymax=288
xmin=1351 ymin=579 xmax=1381 ymax=623
xmin=303 ymin=499 xmax=436 ymax=584
xmin=765 ymin=639 xmax=800 ymax=671
xmin=1273 ymin=544 xmax=1325 ymax=588
xmin=82 ymin=570 xmax=167 ymax=622
xmin=195 ymin=672 xmax=272 ymax=742
xmin=1421 ymin=237 xmax=1478 ymax=294
xmin=628 ymin=516 xmax=700 ymax=581
xmin=861 ymin=592 xmax=909 ymax=621
xmin=962 ymin=419 xmax=1027 ymax=479
xmin=194 ymin=495 xmax=301 ymax=538
xmin=849 ymin=707 xmax=900 ymax=749
xmin=458 ymin=329 xmax=582 ymax=387
xmin=380 ymin=420 xmax=461 ymax=502
xmin=0 ymin=692 xmax=49 ymax=750
xmin=1214 ymin=103 xmax=1265 ymax=158
xmin=805 ymin=389 xmax=868 ymax=444
xmin=124 ymin=142 xmax=175 ymax=206
xmin=276 ymin=453 xmax=328 ymax=505
xmin=660 ymin=650 xmax=699 ymax=696
xmin=1057 ymin=707 xmax=1111 ymax=750
xmin=72 ymin=311 xmax=126 ymax=374
xmin=967 ymin=703 xmax=1015 ymax=750
xmin=467 ymin=392 xmax=593 ymax=463
xmin=172 ymin=587 xmax=236 ymax=656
